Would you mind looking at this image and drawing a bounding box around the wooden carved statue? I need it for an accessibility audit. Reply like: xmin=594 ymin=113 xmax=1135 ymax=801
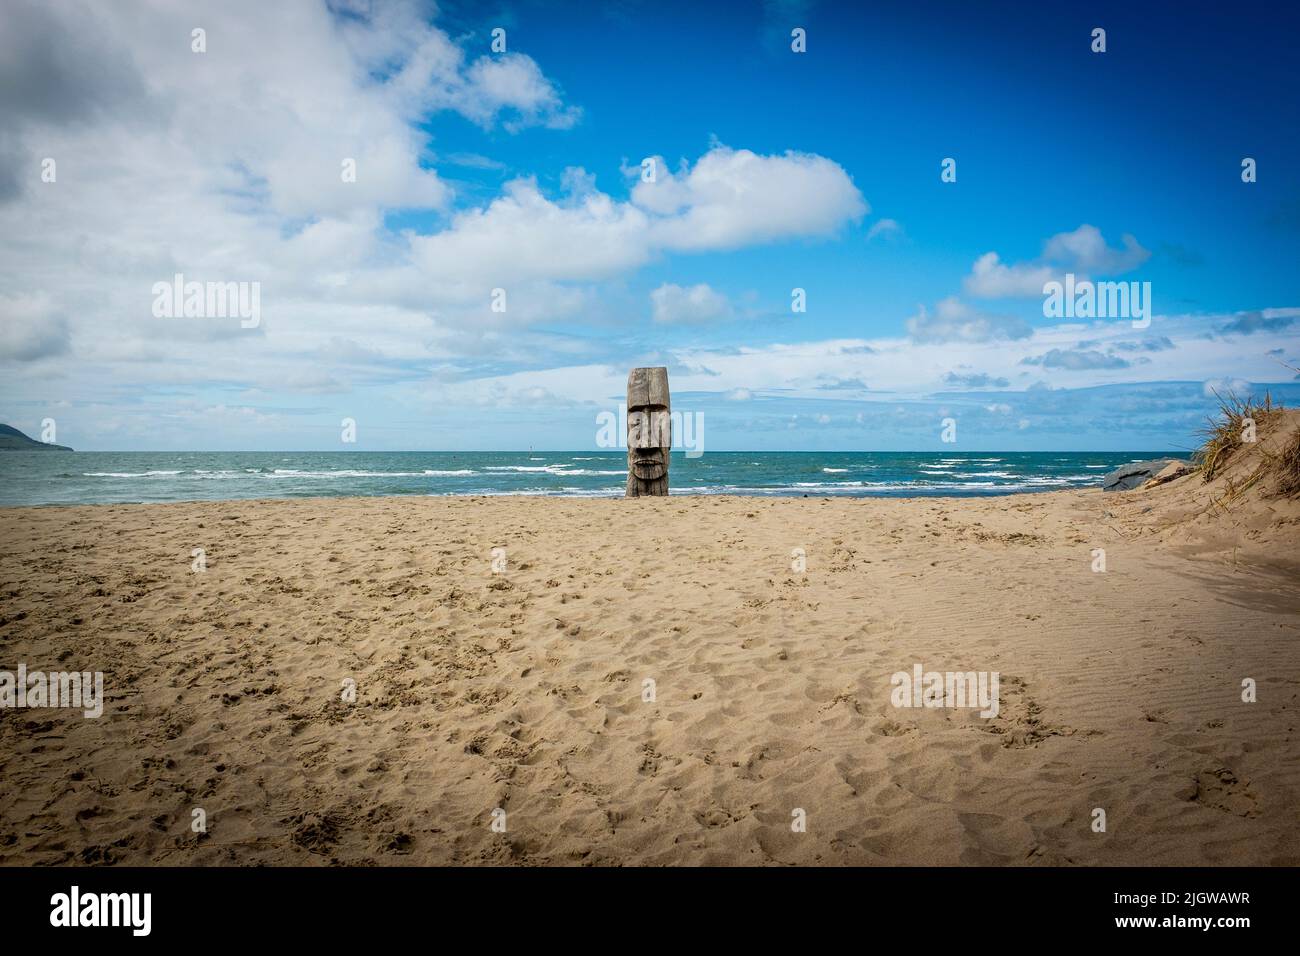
xmin=626 ymin=367 xmax=670 ymax=497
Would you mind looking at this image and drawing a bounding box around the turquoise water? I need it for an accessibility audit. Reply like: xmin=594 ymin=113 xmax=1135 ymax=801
xmin=0 ymin=450 xmax=1176 ymax=506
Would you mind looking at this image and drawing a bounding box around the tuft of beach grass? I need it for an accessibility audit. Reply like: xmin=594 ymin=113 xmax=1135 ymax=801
xmin=1196 ymin=391 xmax=1279 ymax=481
xmin=1194 ymin=390 xmax=1299 ymax=503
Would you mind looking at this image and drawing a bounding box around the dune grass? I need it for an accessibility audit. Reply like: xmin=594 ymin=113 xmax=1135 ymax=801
xmin=1275 ymin=424 xmax=1300 ymax=498
xmin=1196 ymin=392 xmax=1280 ymax=480
xmin=1195 ymin=390 xmax=1299 ymax=502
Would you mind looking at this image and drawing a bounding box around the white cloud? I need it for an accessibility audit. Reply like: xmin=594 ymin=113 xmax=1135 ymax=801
xmin=405 ymin=144 xmax=866 ymax=300
xmin=963 ymin=252 xmax=1057 ymax=298
xmin=462 ymin=55 xmax=582 ymax=131
xmin=0 ymin=292 xmax=69 ymax=361
xmin=866 ymin=218 xmax=902 ymax=241
xmin=1022 ymin=348 xmax=1130 ymax=371
xmin=633 ymin=146 xmax=867 ymax=251
xmin=336 ymin=2 xmax=578 ymax=133
xmin=964 ymin=225 xmax=1150 ymax=299
xmin=410 ymin=178 xmax=653 ymax=286
xmin=906 ymin=296 xmax=1032 ymax=343
xmin=650 ymin=283 xmax=733 ymax=324
xmin=1042 ymin=225 xmax=1149 ymax=274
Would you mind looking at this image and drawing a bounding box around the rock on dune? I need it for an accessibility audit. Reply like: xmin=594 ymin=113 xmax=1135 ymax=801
xmin=1102 ymin=458 xmax=1185 ymax=492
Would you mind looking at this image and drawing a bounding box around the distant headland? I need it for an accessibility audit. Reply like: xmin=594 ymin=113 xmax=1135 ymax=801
xmin=0 ymin=424 xmax=72 ymax=451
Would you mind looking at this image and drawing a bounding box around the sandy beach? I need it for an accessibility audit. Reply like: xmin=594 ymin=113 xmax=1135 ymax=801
xmin=1 ymin=446 xmax=1297 ymax=867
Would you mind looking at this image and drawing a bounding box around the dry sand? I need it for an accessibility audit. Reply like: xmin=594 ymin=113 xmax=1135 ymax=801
xmin=1 ymin=459 xmax=1298 ymax=866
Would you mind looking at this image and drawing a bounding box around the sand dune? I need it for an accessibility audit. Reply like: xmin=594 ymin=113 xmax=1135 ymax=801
xmin=1 ymin=477 xmax=1297 ymax=865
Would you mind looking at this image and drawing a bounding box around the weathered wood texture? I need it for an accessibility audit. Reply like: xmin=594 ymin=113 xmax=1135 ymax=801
xmin=625 ymin=367 xmax=671 ymax=497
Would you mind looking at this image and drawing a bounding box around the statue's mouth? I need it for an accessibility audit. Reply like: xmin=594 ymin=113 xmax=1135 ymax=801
xmin=631 ymin=453 xmax=666 ymax=480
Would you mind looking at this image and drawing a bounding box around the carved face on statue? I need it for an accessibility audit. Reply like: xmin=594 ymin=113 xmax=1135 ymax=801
xmin=628 ymin=408 xmax=669 ymax=481
xmin=625 ymin=367 xmax=671 ymax=497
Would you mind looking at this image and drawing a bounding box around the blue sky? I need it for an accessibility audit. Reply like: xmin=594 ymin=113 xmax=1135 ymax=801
xmin=1 ymin=0 xmax=1297 ymax=450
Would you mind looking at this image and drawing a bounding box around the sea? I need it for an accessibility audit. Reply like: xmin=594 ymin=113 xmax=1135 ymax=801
xmin=0 ymin=450 xmax=1178 ymax=507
